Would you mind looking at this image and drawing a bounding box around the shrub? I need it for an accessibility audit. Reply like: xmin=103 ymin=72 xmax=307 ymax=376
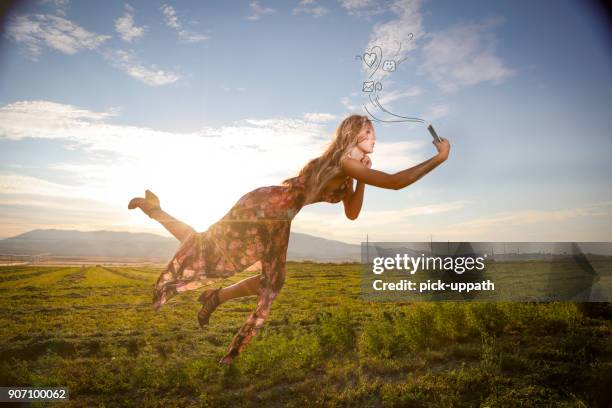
xmin=315 ymin=306 xmax=357 ymax=356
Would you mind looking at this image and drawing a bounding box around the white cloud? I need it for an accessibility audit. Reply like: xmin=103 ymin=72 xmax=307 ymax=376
xmin=0 ymin=101 xmax=116 ymax=141
xmin=0 ymin=173 xmax=82 ymax=198
xmin=0 ymin=184 xmax=136 ymax=238
xmin=423 ymin=202 xmax=612 ymax=241
xmin=6 ymin=11 xmax=176 ymax=86
xmin=368 ymin=139 xmax=429 ymax=172
xmin=293 ymin=199 xmax=468 ymax=242
xmin=341 ymin=96 xmax=359 ymax=111
xmin=160 ymin=4 xmax=209 ymax=43
xmin=6 ymin=14 xmax=110 ymax=59
xmin=293 ymin=0 xmax=329 ymax=18
xmin=160 ymin=4 xmax=180 ymax=29
xmin=339 ymin=0 xmax=387 ymax=18
xmin=0 ymin=101 xmax=330 ymax=158
xmin=303 ymin=112 xmax=337 ymax=122
xmin=0 ymin=100 xmax=336 ymax=225
xmin=222 ymin=86 xmax=247 ymax=92
xmin=115 ymin=5 xmax=145 ymax=43
xmin=454 ymin=203 xmax=612 ymax=231
xmin=357 ymin=2 xmax=513 ymax=99
xmin=0 ymin=100 xmax=160 ymax=151
xmin=340 ymin=0 xmax=375 ymax=8
xmin=422 ymin=104 xmax=450 ymax=121
xmin=419 ymin=16 xmax=516 ymax=92
xmin=245 ymin=1 xmax=276 ymax=21
xmin=294 ymin=200 xmax=612 ymax=243
xmin=342 ymin=85 xmax=422 ymax=123
xmin=41 ymin=0 xmax=70 ymax=7
xmin=364 ymin=0 xmax=424 ymax=83
xmin=376 ymin=86 xmax=422 ymax=106
xmin=40 ymin=0 xmax=70 ymax=16
xmin=362 ymin=201 xmax=469 ymax=222
xmin=102 ymin=49 xmax=180 ymax=86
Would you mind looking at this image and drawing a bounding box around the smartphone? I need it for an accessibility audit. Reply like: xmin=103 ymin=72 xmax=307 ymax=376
xmin=427 ymin=124 xmax=442 ymax=143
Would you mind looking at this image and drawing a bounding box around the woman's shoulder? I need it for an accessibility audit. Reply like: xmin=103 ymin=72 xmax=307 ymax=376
xmin=339 ymin=152 xmax=353 ymax=166
xmin=281 ymin=174 xmax=307 ymax=187
xmin=340 ymin=154 xmax=364 ymax=172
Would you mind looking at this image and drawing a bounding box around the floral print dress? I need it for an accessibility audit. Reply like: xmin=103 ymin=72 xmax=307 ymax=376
xmin=152 ymin=174 xmax=351 ymax=358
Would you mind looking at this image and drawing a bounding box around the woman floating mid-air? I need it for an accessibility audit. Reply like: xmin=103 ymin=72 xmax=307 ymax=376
xmin=128 ymin=114 xmax=450 ymax=365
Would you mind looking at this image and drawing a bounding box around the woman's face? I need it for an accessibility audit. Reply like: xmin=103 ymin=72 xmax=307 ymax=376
xmin=356 ymin=123 xmax=376 ymax=154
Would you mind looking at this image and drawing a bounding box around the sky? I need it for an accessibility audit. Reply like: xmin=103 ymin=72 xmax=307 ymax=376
xmin=0 ymin=0 xmax=611 ymax=244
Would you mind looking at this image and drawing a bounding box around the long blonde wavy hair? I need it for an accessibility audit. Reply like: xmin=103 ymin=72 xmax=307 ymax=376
xmin=283 ymin=114 xmax=373 ymax=203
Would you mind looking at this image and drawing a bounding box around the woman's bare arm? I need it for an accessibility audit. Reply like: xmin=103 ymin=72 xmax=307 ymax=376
xmin=341 ymin=138 xmax=450 ymax=190
xmin=343 ymin=178 xmax=365 ymax=220
xmin=341 ymin=159 xmax=396 ymax=189
xmin=342 ymin=155 xmax=370 ymax=220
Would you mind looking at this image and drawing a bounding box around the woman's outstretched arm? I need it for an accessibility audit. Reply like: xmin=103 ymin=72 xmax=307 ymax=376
xmin=341 ymin=138 xmax=450 ymax=190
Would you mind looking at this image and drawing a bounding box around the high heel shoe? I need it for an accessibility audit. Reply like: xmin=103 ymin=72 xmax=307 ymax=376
xmin=144 ymin=189 xmax=160 ymax=208
xmin=128 ymin=189 xmax=161 ymax=218
xmin=197 ymin=288 xmax=222 ymax=328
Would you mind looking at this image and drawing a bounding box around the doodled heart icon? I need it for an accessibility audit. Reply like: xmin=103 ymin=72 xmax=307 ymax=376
xmin=364 ymin=46 xmax=382 ymax=78
xmin=363 ymin=53 xmax=377 ymax=67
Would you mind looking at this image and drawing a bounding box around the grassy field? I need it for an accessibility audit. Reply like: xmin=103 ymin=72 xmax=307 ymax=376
xmin=0 ymin=263 xmax=611 ymax=407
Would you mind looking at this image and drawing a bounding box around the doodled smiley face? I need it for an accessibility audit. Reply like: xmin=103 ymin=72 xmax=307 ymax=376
xmin=382 ymin=60 xmax=396 ymax=72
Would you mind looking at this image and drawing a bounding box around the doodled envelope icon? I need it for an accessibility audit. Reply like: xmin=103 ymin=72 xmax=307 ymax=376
xmin=362 ymin=81 xmax=374 ymax=92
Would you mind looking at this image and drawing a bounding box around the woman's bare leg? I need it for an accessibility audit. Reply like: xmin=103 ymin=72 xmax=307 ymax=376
xmin=148 ymin=208 xmax=196 ymax=243
xmin=217 ymin=274 xmax=261 ymax=303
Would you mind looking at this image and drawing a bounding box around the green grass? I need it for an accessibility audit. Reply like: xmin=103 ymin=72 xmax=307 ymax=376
xmin=0 ymin=263 xmax=610 ymax=407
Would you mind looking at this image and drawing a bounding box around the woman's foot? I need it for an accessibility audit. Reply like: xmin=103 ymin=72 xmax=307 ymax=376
xmin=145 ymin=189 xmax=160 ymax=208
xmin=219 ymin=348 xmax=238 ymax=365
xmin=128 ymin=190 xmax=161 ymax=218
xmin=197 ymin=288 xmax=222 ymax=327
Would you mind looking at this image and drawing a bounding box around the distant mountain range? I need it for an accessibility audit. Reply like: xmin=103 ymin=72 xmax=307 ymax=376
xmin=0 ymin=229 xmax=361 ymax=262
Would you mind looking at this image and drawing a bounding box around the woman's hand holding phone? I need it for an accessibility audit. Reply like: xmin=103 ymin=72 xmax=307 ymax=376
xmin=433 ymin=138 xmax=450 ymax=161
